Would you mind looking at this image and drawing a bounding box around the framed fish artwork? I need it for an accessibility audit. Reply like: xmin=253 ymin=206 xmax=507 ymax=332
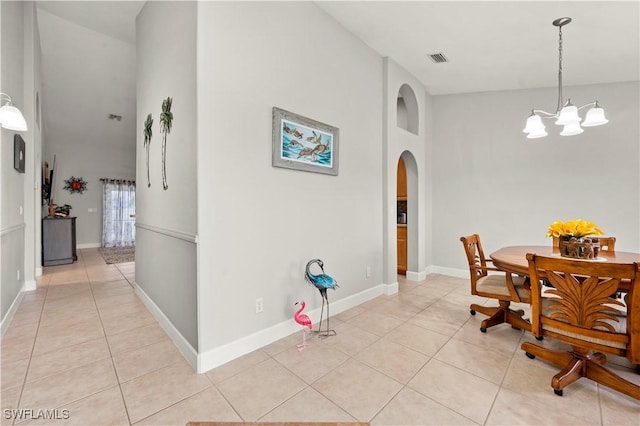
xmin=272 ymin=107 xmax=339 ymax=176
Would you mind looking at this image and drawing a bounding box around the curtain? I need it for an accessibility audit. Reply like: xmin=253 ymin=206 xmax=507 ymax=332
xmin=102 ymin=179 xmax=136 ymax=247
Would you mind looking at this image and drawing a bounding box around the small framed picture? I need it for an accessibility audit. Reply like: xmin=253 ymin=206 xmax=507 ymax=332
xmin=14 ymin=134 xmax=25 ymax=173
xmin=272 ymin=107 xmax=339 ymax=176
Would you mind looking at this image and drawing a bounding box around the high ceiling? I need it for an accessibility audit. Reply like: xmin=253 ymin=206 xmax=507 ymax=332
xmin=36 ymin=1 xmax=640 ymax=95
xmin=34 ymin=1 xmax=639 ymax=154
xmin=37 ymin=0 xmax=143 ymax=45
xmin=316 ymin=1 xmax=639 ymax=95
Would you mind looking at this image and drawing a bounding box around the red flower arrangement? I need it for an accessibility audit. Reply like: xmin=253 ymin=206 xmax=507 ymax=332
xmin=63 ymin=176 xmax=88 ymax=194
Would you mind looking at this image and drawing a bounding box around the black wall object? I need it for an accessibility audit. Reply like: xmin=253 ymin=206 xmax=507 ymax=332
xmin=14 ymin=134 xmax=25 ymax=173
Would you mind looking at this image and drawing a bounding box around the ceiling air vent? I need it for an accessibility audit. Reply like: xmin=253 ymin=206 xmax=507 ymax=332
xmin=428 ymin=53 xmax=448 ymax=63
xmin=108 ymin=114 xmax=122 ymax=121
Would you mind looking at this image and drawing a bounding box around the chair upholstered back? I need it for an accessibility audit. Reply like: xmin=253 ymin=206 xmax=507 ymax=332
xmin=526 ymin=253 xmax=640 ymax=364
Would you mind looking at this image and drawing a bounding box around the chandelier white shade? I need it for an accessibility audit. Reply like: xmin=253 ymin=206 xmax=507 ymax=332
xmin=523 ymin=17 xmax=608 ymax=139
xmin=0 ymin=93 xmax=28 ymax=132
xmin=582 ymin=103 xmax=609 ymax=127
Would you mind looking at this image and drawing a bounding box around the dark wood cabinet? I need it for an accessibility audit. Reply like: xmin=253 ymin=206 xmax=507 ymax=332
xmin=43 ymin=217 xmax=77 ymax=266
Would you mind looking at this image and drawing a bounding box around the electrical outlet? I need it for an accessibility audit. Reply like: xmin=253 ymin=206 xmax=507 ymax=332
xmin=17 ymin=269 xmax=20 ymax=280
xmin=255 ymin=297 xmax=264 ymax=313
xmin=366 ymin=266 xmax=371 ymax=278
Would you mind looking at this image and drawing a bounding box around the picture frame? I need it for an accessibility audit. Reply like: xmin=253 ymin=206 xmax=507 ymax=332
xmin=272 ymin=107 xmax=339 ymax=176
xmin=14 ymin=134 xmax=25 ymax=173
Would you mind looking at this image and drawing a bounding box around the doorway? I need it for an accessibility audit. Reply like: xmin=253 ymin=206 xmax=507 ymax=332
xmin=395 ymin=151 xmax=419 ymax=279
xmin=397 ymin=156 xmax=407 ymax=274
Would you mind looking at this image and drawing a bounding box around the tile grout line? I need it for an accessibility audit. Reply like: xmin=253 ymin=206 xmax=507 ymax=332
xmin=13 ymin=253 xmax=94 ymax=422
xmin=37 ymin=252 xmax=127 ymax=417
xmin=479 ymin=328 xmax=527 ymax=426
xmin=203 ymin=370 xmax=248 ymax=422
xmin=264 ymin=292 xmax=436 ymax=423
xmin=261 ymin=341 xmax=356 ymax=423
xmin=85 ymin=251 xmax=220 ymax=425
xmin=10 ymin=279 xmax=50 ymax=426
xmin=367 ymin=281 xmax=505 ymax=424
xmin=366 ymin=291 xmax=470 ymax=424
xmin=84 ymin=250 xmax=134 ymax=425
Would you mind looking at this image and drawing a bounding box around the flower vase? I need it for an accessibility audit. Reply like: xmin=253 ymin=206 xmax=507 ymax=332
xmin=558 ymin=237 xmax=599 ymax=259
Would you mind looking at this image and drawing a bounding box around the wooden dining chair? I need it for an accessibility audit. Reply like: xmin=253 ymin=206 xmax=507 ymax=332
xmin=460 ymin=234 xmax=530 ymax=333
xmin=595 ymin=236 xmax=616 ymax=252
xmin=522 ymin=253 xmax=640 ymax=399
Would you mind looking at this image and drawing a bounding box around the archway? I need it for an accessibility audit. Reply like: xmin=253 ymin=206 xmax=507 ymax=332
xmin=396 ymin=151 xmax=419 ymax=277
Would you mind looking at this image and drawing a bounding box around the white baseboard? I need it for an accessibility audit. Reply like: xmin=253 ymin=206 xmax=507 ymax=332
xmin=77 ymin=243 xmax=101 ymax=249
xmin=405 ymin=269 xmax=428 ymax=281
xmin=382 ymin=281 xmax=399 ymax=295
xmin=24 ymin=280 xmax=37 ymax=291
xmin=1 ymin=280 xmax=42 ymax=335
xmin=197 ymin=281 xmax=398 ymax=374
xmin=428 ymin=265 xmax=468 ymax=279
xmin=133 ymin=282 xmax=199 ymax=371
xmin=35 ymin=267 xmax=42 ymax=277
xmin=1 ymin=289 xmax=25 ymax=337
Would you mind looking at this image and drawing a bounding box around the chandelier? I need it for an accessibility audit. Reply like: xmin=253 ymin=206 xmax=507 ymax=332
xmin=0 ymin=92 xmax=27 ymax=132
xmin=523 ymin=17 xmax=608 ymax=138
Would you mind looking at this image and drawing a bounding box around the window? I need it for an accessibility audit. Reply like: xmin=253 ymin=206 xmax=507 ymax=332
xmin=102 ymin=180 xmax=136 ymax=247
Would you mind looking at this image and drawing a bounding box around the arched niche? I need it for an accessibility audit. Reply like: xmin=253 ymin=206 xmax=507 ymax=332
xmin=396 ymin=84 xmax=419 ymax=135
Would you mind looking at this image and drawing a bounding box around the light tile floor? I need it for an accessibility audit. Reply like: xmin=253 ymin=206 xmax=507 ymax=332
xmin=1 ymin=248 xmax=639 ymax=425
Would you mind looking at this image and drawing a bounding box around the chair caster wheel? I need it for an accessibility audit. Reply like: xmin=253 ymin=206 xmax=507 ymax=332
xmin=536 ymin=336 xmax=544 ymax=341
xmin=480 ymin=327 xmax=487 ymax=333
xmin=554 ymin=389 xmax=563 ymax=396
xmin=525 ymin=352 xmax=535 ymax=359
xmin=470 ymin=309 xmax=476 ymax=315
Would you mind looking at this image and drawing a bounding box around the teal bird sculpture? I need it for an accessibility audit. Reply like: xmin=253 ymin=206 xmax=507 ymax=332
xmin=304 ymin=259 xmax=339 ymax=337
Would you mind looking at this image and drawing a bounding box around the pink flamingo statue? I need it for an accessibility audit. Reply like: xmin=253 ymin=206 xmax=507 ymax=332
xmin=294 ymin=301 xmax=313 ymax=351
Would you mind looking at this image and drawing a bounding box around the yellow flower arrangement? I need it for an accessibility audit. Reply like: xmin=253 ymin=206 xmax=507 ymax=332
xmin=546 ymin=219 xmax=604 ymax=239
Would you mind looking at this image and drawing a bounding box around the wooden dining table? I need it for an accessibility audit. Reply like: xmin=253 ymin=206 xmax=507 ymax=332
xmin=490 ymin=245 xmax=640 ymax=291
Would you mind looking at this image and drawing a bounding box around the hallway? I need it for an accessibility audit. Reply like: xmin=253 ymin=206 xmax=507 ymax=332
xmin=1 ymin=249 xmax=638 ymax=425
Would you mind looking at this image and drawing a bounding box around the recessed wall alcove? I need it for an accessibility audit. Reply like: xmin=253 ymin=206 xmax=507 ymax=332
xmin=396 ymin=83 xmax=419 ymax=135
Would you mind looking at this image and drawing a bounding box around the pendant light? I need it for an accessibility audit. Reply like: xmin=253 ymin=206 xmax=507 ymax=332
xmin=523 ymin=18 xmax=608 ymax=139
xmin=0 ymin=92 xmax=28 ymax=132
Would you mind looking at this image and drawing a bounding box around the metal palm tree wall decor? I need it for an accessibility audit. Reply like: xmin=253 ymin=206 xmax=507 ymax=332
xmin=143 ymin=113 xmax=153 ymax=188
xmin=159 ymin=97 xmax=173 ymax=191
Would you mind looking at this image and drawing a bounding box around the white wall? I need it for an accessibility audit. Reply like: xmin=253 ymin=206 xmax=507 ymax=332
xmin=22 ymin=1 xmax=43 ymax=287
xmin=432 ymin=81 xmax=640 ymax=271
xmin=38 ymin=9 xmax=136 ymax=246
xmin=1 ymin=1 xmax=40 ymax=328
xmin=1 ymin=1 xmax=26 ymax=324
xmin=196 ymin=1 xmax=384 ymax=364
xmin=135 ymin=1 xmax=198 ymax=352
